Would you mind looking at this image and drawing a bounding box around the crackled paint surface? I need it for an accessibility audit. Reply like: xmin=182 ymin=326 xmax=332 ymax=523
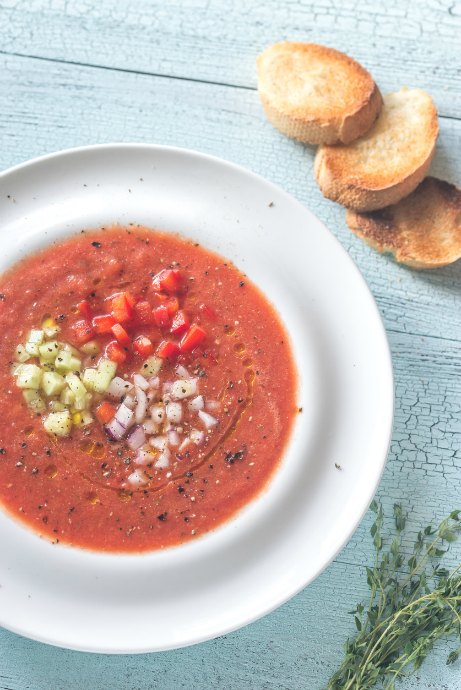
xmin=0 ymin=1 xmax=460 ymax=688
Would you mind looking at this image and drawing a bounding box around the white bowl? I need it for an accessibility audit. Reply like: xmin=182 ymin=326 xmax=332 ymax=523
xmin=0 ymin=144 xmax=393 ymax=653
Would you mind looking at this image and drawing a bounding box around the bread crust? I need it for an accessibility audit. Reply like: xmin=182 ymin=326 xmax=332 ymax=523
xmin=257 ymin=42 xmax=382 ymax=145
xmin=314 ymin=88 xmax=439 ymax=212
xmin=346 ymin=177 xmax=461 ymax=269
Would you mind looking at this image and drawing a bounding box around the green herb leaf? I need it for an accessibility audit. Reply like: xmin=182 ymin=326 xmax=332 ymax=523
xmin=327 ymin=503 xmax=461 ymax=690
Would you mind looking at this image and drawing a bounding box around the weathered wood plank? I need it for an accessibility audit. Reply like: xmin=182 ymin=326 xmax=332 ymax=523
xmin=1 ymin=51 xmax=461 ymax=688
xmin=1 ymin=52 xmax=460 ymax=346
xmin=1 ymin=0 xmax=460 ymax=118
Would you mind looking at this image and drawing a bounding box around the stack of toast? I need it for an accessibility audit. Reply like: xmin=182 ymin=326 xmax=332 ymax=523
xmin=257 ymin=42 xmax=461 ymax=269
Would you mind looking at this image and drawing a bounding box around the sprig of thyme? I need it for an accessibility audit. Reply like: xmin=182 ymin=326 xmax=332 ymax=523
xmin=327 ymin=502 xmax=461 ymax=689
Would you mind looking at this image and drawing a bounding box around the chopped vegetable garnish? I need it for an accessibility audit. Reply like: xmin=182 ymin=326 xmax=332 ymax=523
xmin=95 ymin=401 xmax=116 ymax=424
xmin=72 ymin=319 xmax=95 ymax=344
xmin=180 ymin=324 xmax=206 ymax=352
xmin=105 ymin=340 xmax=127 ymax=364
xmin=171 ymin=309 xmax=190 ymax=335
xmin=156 ymin=340 xmax=180 ymax=359
xmin=92 ymin=314 xmax=117 ymax=334
xmin=151 ymin=268 xmax=183 ymax=294
xmin=133 ymin=335 xmax=154 ymax=357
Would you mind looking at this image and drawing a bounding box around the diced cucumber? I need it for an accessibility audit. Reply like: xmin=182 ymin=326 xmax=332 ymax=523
xmin=82 ymin=368 xmax=98 ymax=390
xmin=15 ymin=344 xmax=30 ymax=363
xmin=16 ymin=364 xmax=42 ymax=389
xmin=140 ymin=356 xmax=162 ymax=376
xmin=69 ymin=356 xmax=82 ymax=372
xmin=60 ymin=387 xmax=75 ymax=406
xmin=80 ymin=411 xmax=94 ymax=426
xmin=73 ymin=392 xmax=91 ymax=411
xmin=22 ymin=389 xmax=46 ymax=413
xmin=54 ymin=349 xmax=73 ymax=372
xmin=92 ymin=370 xmax=114 ymax=394
xmin=11 ymin=363 xmax=24 ymax=376
xmin=89 ymin=358 xmax=117 ymax=393
xmin=49 ymin=400 xmax=66 ymax=412
xmin=25 ymin=342 xmax=40 ymax=356
xmin=62 ymin=343 xmax=81 ymax=357
xmin=38 ymin=340 xmax=59 ymax=362
xmin=28 ymin=329 xmax=44 ymax=344
xmin=80 ymin=340 xmax=100 ymax=356
xmin=42 ymin=371 xmax=66 ymax=396
xmin=25 ymin=330 xmax=44 ymax=356
xmin=43 ymin=410 xmax=72 ymax=437
xmin=39 ymin=359 xmax=56 ymax=371
xmin=98 ymin=358 xmax=117 ymax=378
xmin=65 ymin=373 xmax=87 ymax=398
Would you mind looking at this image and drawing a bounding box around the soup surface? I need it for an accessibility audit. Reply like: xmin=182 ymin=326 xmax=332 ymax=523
xmin=0 ymin=226 xmax=297 ymax=552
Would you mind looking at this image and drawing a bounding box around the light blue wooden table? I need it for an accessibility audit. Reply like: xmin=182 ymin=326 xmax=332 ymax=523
xmin=1 ymin=1 xmax=460 ymax=688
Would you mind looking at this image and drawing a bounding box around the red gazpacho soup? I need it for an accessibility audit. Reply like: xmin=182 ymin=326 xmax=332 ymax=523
xmin=0 ymin=226 xmax=297 ymax=552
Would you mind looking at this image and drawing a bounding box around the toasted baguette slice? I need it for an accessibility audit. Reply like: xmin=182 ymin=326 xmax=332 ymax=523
xmin=314 ymin=88 xmax=439 ymax=212
xmin=256 ymin=42 xmax=382 ymax=145
xmin=346 ymin=177 xmax=461 ymax=269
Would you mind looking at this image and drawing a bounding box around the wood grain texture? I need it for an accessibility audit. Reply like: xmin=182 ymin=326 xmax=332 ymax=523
xmin=0 ymin=1 xmax=460 ymax=686
xmin=1 ymin=0 xmax=460 ymax=118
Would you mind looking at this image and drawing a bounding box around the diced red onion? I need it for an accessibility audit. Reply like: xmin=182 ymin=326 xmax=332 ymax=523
xmin=175 ymin=364 xmax=190 ymax=379
xmin=168 ymin=429 xmax=180 ymax=446
xmin=143 ymin=419 xmax=158 ymax=434
xmin=126 ymin=424 xmax=146 ymax=450
xmin=188 ymin=395 xmax=204 ymax=412
xmin=133 ymin=374 xmax=149 ymax=391
xmin=107 ymin=376 xmax=134 ymax=400
xmin=115 ymin=403 xmax=134 ymax=429
xmin=190 ymin=428 xmax=204 ymax=445
xmin=162 ymin=381 xmax=173 ymax=394
xmin=170 ymin=378 xmax=198 ymax=400
xmin=105 ymin=417 xmax=125 ymax=441
xmin=198 ymin=409 xmax=218 ymax=429
xmin=150 ymin=435 xmax=168 ymax=451
xmin=146 ymin=390 xmax=157 ymax=404
xmin=178 ymin=437 xmax=191 ymax=453
xmin=122 ymin=394 xmax=136 ymax=410
xmin=154 ymin=448 xmax=170 ymax=469
xmin=135 ymin=448 xmax=155 ymax=465
xmin=127 ymin=469 xmax=148 ymax=486
xmin=166 ymin=401 xmax=183 ymax=423
xmin=135 ymin=387 xmax=148 ymax=423
xmin=148 ymin=376 xmax=160 ymax=389
xmin=205 ymin=399 xmax=220 ymax=412
xmin=150 ymin=404 xmax=165 ymax=424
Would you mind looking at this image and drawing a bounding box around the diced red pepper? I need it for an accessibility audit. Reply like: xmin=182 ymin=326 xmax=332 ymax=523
xmin=133 ymin=335 xmax=154 ymax=357
xmin=72 ymin=319 xmax=95 ymax=344
xmin=133 ymin=300 xmax=154 ymax=324
xmin=199 ymin=303 xmax=217 ymax=321
xmin=165 ymin=297 xmax=179 ymax=316
xmin=109 ymin=292 xmax=135 ymax=322
xmin=153 ymin=293 xmax=168 ymax=304
xmin=171 ymin=309 xmax=190 ymax=335
xmin=151 ymin=269 xmax=183 ymax=294
xmin=77 ymin=300 xmax=93 ymax=320
xmin=92 ymin=314 xmax=116 ymax=334
xmin=95 ymin=401 xmax=116 ymax=424
xmin=153 ymin=305 xmax=170 ymax=328
xmin=180 ymin=324 xmax=206 ymax=352
xmin=105 ymin=340 xmax=127 ymax=364
xmin=111 ymin=323 xmax=131 ymax=346
xmin=157 ymin=340 xmax=180 ymax=359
